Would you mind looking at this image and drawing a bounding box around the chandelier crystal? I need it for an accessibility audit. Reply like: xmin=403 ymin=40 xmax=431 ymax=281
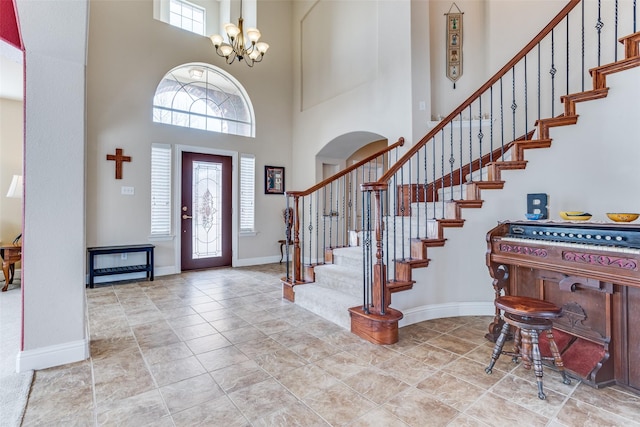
xmin=210 ymin=2 xmax=269 ymax=67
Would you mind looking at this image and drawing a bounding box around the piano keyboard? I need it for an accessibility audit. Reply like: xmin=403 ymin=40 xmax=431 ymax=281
xmin=500 ymin=236 xmax=640 ymax=255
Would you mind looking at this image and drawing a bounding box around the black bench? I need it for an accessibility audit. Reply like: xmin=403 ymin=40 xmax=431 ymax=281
xmin=87 ymin=244 xmax=154 ymax=288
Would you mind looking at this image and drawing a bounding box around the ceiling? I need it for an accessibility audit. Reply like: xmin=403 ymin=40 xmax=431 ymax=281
xmin=0 ymin=39 xmax=23 ymax=101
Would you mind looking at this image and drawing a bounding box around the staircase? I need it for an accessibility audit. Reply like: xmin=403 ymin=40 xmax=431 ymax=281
xmin=284 ymin=0 xmax=640 ymax=344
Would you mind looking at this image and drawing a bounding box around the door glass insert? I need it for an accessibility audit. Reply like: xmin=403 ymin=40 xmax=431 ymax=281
xmin=192 ymin=160 xmax=222 ymax=259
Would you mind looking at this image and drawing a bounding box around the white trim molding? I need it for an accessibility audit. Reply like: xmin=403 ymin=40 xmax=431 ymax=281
xmin=17 ymin=338 xmax=89 ymax=373
xmin=397 ymin=301 xmax=494 ymax=327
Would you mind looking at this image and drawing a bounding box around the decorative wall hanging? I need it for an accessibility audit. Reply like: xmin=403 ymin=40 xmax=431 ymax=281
xmin=106 ymin=148 xmax=131 ymax=179
xmin=445 ymin=3 xmax=463 ymax=89
xmin=265 ymin=166 xmax=285 ymax=194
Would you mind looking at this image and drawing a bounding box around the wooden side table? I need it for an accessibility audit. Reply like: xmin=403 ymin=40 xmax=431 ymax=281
xmin=1 ymin=245 xmax=22 ymax=292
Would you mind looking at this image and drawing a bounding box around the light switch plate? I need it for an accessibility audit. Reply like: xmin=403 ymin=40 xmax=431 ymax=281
xmin=121 ymin=186 xmax=134 ymax=195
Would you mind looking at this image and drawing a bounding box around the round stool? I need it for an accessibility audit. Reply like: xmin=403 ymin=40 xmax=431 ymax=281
xmin=485 ymin=295 xmax=571 ymax=399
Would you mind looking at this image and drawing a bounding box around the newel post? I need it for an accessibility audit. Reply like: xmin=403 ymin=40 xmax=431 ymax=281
xmin=348 ymin=182 xmax=403 ymax=345
xmin=282 ymin=192 xmax=303 ymax=301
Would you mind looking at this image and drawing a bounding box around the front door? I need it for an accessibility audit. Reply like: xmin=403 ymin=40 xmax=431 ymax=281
xmin=181 ymin=152 xmax=232 ymax=270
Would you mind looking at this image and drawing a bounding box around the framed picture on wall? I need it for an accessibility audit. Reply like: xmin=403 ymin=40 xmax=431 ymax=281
xmin=265 ymin=166 xmax=285 ymax=194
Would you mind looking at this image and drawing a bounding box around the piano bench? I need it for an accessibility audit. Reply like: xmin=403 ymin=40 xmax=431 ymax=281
xmin=485 ymin=295 xmax=571 ymax=399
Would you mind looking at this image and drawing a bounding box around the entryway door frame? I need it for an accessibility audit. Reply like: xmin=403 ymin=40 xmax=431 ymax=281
xmin=174 ymin=145 xmax=238 ymax=270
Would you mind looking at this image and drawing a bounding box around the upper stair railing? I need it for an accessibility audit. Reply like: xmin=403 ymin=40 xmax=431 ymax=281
xmin=353 ymin=0 xmax=640 ymax=344
xmin=281 ymin=138 xmax=405 ymax=301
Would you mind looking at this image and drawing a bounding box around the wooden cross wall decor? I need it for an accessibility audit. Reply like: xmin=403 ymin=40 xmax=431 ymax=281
xmin=106 ymin=148 xmax=131 ymax=179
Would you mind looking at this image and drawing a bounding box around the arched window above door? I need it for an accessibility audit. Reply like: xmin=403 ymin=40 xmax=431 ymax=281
xmin=153 ymin=63 xmax=255 ymax=137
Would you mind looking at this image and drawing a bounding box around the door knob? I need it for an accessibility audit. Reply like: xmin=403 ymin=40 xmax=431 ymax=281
xmin=182 ymin=214 xmax=193 ymax=220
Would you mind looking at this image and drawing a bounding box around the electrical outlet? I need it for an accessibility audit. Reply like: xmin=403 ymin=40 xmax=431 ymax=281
xmin=121 ymin=253 xmax=127 ymax=260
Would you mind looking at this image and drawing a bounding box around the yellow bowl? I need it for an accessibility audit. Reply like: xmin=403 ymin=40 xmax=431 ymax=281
xmin=559 ymin=211 xmax=592 ymax=221
xmin=606 ymin=213 xmax=639 ymax=222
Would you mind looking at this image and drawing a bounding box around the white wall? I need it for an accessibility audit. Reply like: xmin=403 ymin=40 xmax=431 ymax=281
xmin=86 ymin=0 xmax=293 ymax=270
xmin=429 ymin=0 xmax=565 ymax=118
xmin=290 ymin=0 xmax=415 ymax=190
xmin=16 ymin=0 xmax=89 ymax=371
xmin=393 ymin=65 xmax=640 ymax=321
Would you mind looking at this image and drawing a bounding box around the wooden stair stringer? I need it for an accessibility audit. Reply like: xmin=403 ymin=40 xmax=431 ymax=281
xmin=465 ymin=180 xmax=505 ymax=201
xmin=536 ymin=115 xmax=579 ymax=139
xmin=619 ymin=31 xmax=640 ymax=58
xmin=561 ymin=88 xmax=609 ymax=116
xmin=591 ymin=56 xmax=640 ymax=89
xmin=512 ymin=139 xmax=552 ymax=161
xmin=486 ymin=160 xmax=528 ymax=181
xmin=446 ymin=199 xmax=483 ymax=220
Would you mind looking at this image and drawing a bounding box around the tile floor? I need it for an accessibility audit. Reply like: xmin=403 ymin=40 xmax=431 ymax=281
xmin=15 ymin=264 xmax=640 ymax=426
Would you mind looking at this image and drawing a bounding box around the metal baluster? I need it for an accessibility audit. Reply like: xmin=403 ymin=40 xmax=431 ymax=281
xmin=511 ymin=66 xmax=517 ymax=143
xmin=490 ymin=87 xmax=494 ymax=162
xmin=461 ymin=109 xmax=467 ymax=189
xmin=301 ymin=197 xmax=305 ymax=269
xmin=551 ymin=29 xmax=557 ymax=117
xmin=524 ymin=56 xmax=529 ymax=139
xmin=581 ymin=1 xmax=585 ymax=92
xmin=467 ymin=106 xmax=471 ymax=185
xmin=423 ymin=144 xmax=428 ymax=237
xmin=415 ymin=149 xmax=420 ymax=241
xmin=308 ymin=194 xmax=313 ymax=267
xmin=400 ymin=166 xmax=405 ymax=261
xmin=500 ymin=77 xmax=505 ymax=156
xmin=566 ymin=15 xmax=570 ymax=95
xmin=432 ymin=135 xmax=437 ymax=219
xmin=285 ymin=196 xmax=291 ymax=282
xmin=449 ymin=119 xmax=455 ymax=202
xmin=596 ymin=0 xmax=603 ymax=67
xmin=322 ymin=186 xmax=326 ymax=260
xmin=315 ymin=191 xmax=320 ymax=265
xmin=538 ymin=43 xmax=542 ymax=121
xmin=362 ymin=190 xmax=371 ymax=313
xmin=614 ymin=0 xmax=619 ymax=62
xmin=328 ymin=182 xmax=333 ymax=248
xmin=441 ymin=130 xmax=446 ymax=217
xmin=478 ymin=96 xmax=484 ymax=180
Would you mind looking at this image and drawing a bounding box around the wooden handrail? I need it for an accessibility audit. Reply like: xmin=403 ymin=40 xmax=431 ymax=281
xmin=378 ymin=0 xmax=580 ymax=183
xmin=286 ymin=137 xmax=404 ymax=198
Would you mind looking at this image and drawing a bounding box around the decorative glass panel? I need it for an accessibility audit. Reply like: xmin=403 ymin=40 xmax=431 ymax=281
xmin=192 ymin=161 xmax=222 ymax=259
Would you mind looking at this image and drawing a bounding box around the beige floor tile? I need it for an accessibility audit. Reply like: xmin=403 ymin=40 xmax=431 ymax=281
xmin=228 ymin=377 xmax=299 ymax=421
xmin=184 ymin=331 xmax=232 ymax=354
xmin=196 ymin=345 xmax=250 ymax=371
xmin=303 ymin=381 xmax=376 ymax=426
xmin=343 ymin=366 xmax=410 ymax=404
xmin=252 ymin=400 xmax=330 ymax=427
xmin=567 ymin=383 xmax=640 ymax=424
xmin=148 ymin=354 xmax=206 ymax=386
xmin=416 ymin=370 xmax=486 ymax=411
xmin=171 ymin=395 xmax=249 ymax=427
xmin=159 ymin=373 xmax=224 ymax=413
xmin=375 ymin=353 xmax=438 ymax=386
xmin=14 ymin=264 xmax=640 ymax=427
xmin=96 ymin=389 xmax=169 ymax=425
xmin=278 ymin=363 xmax=341 ymax=399
xmin=383 ymin=387 xmax=459 ymax=427
xmin=253 ymin=347 xmax=308 ymax=378
xmin=464 ymin=392 xmax=550 ymax=427
xmin=210 ymin=359 xmax=271 ymax=393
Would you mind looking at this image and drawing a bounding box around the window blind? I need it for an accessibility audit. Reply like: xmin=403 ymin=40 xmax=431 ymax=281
xmin=240 ymin=154 xmax=255 ymax=232
xmin=151 ymin=144 xmax=172 ymax=236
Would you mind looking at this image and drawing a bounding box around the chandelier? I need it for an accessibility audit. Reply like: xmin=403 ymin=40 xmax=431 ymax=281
xmin=209 ymin=1 xmax=269 ymax=67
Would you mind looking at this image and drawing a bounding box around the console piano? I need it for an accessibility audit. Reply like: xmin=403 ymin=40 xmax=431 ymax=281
xmin=486 ymin=221 xmax=640 ymax=394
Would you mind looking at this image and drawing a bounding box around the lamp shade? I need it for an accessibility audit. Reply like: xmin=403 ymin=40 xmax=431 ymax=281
xmin=6 ymin=175 xmax=23 ymax=198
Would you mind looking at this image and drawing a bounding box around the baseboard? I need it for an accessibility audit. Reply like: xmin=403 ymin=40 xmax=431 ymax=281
xmin=85 ymin=265 xmax=177 ymax=285
xmin=16 ymin=338 xmax=89 ymax=373
xmin=397 ymin=301 xmax=495 ymax=327
xmin=234 ymin=255 xmax=282 ymax=267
